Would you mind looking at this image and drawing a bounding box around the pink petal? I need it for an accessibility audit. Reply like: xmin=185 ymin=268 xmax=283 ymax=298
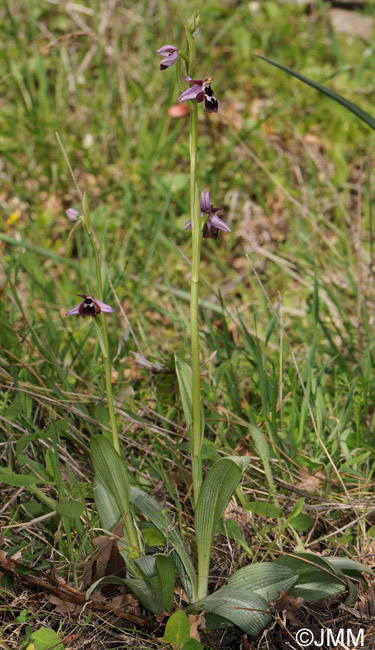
xmin=200 ymin=190 xmax=211 ymax=214
xmin=157 ymin=44 xmax=177 ymax=54
xmin=93 ymin=298 xmax=115 ymax=313
xmin=177 ymin=85 xmax=203 ymax=102
xmin=211 ymin=215 xmax=231 ymax=232
xmin=184 ymin=75 xmax=203 ymax=86
xmin=66 ymin=208 xmax=80 ymax=222
xmin=65 ymin=301 xmax=84 ymax=316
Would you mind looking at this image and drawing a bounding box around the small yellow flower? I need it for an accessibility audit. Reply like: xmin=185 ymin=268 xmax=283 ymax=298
xmin=6 ymin=209 xmax=21 ymax=226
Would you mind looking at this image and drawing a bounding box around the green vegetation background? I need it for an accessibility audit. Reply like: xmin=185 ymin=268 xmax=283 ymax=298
xmin=1 ymin=0 xmax=375 ymax=647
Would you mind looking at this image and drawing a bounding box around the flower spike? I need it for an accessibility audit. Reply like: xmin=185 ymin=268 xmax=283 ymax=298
xmin=65 ymin=294 xmax=115 ymax=318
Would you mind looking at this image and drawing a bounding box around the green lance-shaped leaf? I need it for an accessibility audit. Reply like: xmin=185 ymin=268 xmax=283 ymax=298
xmin=93 ymin=475 xmax=121 ymax=531
xmin=86 ymin=575 xmax=163 ymax=614
xmin=90 ymin=436 xmax=140 ymax=558
xmin=30 ymin=627 xmax=64 ymax=650
xmin=255 ymin=54 xmax=375 ymax=131
xmin=91 ymin=436 xmax=130 ymax=514
xmin=135 ymin=553 xmax=176 ymax=611
xmin=188 ymin=585 xmax=271 ymax=637
xmin=227 ymin=562 xmax=298 ymax=602
xmin=195 ymin=456 xmax=250 ymax=600
xmin=154 ymin=554 xmax=176 ymax=611
xmin=0 ymin=469 xmax=49 ymax=487
xmin=183 ymin=640 xmax=204 ymax=650
xmin=130 ymin=486 xmax=197 ymax=601
xmin=163 ymin=610 xmax=191 ymax=647
xmin=328 ymin=557 xmax=373 ymax=584
xmin=275 ymin=553 xmax=358 ymax=604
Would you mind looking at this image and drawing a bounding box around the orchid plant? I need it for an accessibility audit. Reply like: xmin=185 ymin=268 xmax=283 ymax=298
xmin=63 ymin=11 xmax=371 ymax=642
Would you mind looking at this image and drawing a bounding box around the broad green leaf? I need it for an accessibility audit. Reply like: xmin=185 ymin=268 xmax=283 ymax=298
xmin=275 ymin=553 xmax=352 ymax=602
xmin=288 ymin=513 xmax=313 ymax=532
xmin=343 ymin=576 xmax=359 ymax=606
xmin=163 ymin=610 xmax=191 ymax=646
xmin=86 ymin=575 xmax=163 ymax=614
xmin=245 ymin=501 xmax=282 ymax=518
xmin=227 ymin=563 xmax=297 ymax=601
xmin=55 ymin=500 xmax=84 ymax=521
xmin=118 ymin=577 xmax=164 ymax=614
xmin=140 ymin=524 xmax=165 ymax=547
xmin=175 ymin=355 xmax=204 ymax=440
xmin=135 ymin=553 xmax=176 ymax=610
xmin=90 ymin=436 xmax=130 ymax=514
xmin=287 ymin=497 xmax=304 ymax=521
xmin=0 ymin=470 xmax=46 ymax=487
xmin=195 ymin=457 xmax=250 ymax=599
xmin=290 ymin=577 xmax=346 ymax=601
xmin=93 ymin=476 xmax=121 ymax=531
xmin=255 ymin=54 xmax=375 ymax=130
xmin=155 ymin=554 xmax=176 ymax=610
xmin=203 ymin=613 xmax=231 ymax=631
xmin=30 ymin=628 xmax=63 ymax=650
xmin=130 ymin=486 xmax=197 ymax=600
xmin=91 ymin=438 xmax=141 ymax=564
xmin=189 ymin=586 xmax=271 ymax=637
xmin=135 ymin=554 xmax=157 ymax=578
xmin=183 ymin=640 xmax=204 ymax=650
xmin=328 ymin=557 xmax=373 ymax=577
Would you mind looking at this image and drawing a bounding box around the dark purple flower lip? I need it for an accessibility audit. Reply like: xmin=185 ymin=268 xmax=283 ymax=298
xmin=178 ymin=76 xmax=218 ymax=113
xmin=65 ymin=294 xmax=115 ymax=318
xmin=184 ymin=190 xmax=231 ymax=240
xmin=157 ymin=44 xmax=178 ymax=70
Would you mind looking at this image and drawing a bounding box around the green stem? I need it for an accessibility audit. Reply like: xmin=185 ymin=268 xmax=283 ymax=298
xmin=189 ymin=104 xmax=202 ymax=506
xmin=82 ymin=194 xmax=120 ymax=454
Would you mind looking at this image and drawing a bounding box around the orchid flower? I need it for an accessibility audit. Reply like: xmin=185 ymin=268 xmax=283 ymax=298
xmin=65 ymin=294 xmax=115 ymax=318
xmin=157 ymin=45 xmax=178 ymax=70
xmin=184 ymin=190 xmax=231 ymax=239
xmin=178 ymin=76 xmax=218 ymax=113
xmin=66 ymin=208 xmax=81 ymax=222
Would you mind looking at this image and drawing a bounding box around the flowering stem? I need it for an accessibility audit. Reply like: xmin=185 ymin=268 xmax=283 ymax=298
xmin=189 ymin=104 xmax=203 ymax=506
xmin=82 ymin=194 xmax=120 ymax=455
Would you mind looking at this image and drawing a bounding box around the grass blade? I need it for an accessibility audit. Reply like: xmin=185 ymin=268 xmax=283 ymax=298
xmin=255 ymin=54 xmax=375 ymax=130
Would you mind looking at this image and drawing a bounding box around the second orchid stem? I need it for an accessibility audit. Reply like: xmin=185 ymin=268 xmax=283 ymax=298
xmin=189 ymin=104 xmax=203 ymax=506
xmin=82 ymin=194 xmax=120 ymax=455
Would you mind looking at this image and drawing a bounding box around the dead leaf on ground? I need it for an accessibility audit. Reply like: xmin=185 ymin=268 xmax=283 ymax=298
xmin=188 ymin=613 xmax=206 ymax=640
xmin=81 ymin=535 xmax=127 ymax=597
xmin=359 ymin=580 xmax=375 ymax=617
xmin=47 ymin=593 xmax=81 ymax=615
xmin=270 ymin=589 xmax=304 ymax=626
xmin=296 ymin=466 xmax=325 ymax=492
xmin=0 ymin=551 xmax=149 ymax=627
xmin=224 ymin=499 xmax=250 ymax=529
